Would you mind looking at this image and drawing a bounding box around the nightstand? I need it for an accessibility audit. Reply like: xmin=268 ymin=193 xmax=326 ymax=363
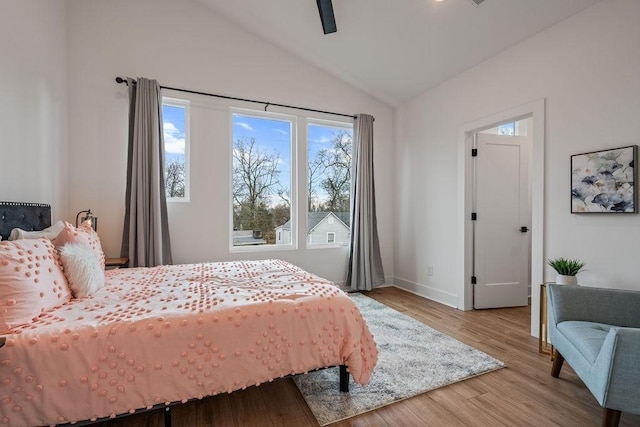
xmin=105 ymin=257 xmax=129 ymax=269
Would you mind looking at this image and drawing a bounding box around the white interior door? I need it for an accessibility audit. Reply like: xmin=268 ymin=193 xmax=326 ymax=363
xmin=474 ymin=133 xmax=530 ymax=309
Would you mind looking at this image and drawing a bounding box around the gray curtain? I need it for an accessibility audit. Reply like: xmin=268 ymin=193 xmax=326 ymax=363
xmin=120 ymin=77 xmax=172 ymax=267
xmin=346 ymin=114 xmax=385 ymax=290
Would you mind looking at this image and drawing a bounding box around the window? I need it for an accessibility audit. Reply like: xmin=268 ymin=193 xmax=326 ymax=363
xmin=231 ymin=112 xmax=294 ymax=249
xmin=162 ymin=98 xmax=190 ymax=201
xmin=497 ymin=122 xmax=515 ymax=135
xmin=307 ymin=121 xmax=353 ymax=247
xmin=483 ymin=119 xmax=528 ymax=136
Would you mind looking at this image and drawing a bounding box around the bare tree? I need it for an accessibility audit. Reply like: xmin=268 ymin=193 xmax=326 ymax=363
xmin=276 ymin=186 xmax=291 ymax=208
xmin=315 ymin=130 xmax=352 ymax=212
xmin=165 ymin=159 xmax=185 ymax=198
xmin=308 ymin=154 xmax=324 ymax=211
xmin=232 ymin=137 xmax=283 ymax=231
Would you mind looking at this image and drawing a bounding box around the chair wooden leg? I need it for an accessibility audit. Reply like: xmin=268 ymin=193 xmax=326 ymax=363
xmin=602 ymin=408 xmax=621 ymax=427
xmin=551 ymin=350 xmax=564 ymax=378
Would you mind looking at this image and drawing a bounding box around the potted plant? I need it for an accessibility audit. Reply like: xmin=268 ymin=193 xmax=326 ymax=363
xmin=548 ymin=257 xmax=586 ymax=285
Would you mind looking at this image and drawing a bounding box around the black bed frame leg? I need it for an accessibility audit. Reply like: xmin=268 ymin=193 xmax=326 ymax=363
xmin=164 ymin=406 xmax=172 ymax=427
xmin=339 ymin=365 xmax=349 ymax=392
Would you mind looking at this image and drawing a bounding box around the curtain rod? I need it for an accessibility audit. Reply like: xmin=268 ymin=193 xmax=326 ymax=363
xmin=115 ymin=77 xmax=365 ymax=121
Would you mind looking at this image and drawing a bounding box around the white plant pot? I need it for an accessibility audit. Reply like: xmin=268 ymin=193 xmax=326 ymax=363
xmin=556 ymin=274 xmax=578 ymax=285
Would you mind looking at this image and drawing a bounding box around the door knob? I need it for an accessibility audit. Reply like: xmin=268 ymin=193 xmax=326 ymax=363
xmin=520 ymin=226 xmax=529 ymax=233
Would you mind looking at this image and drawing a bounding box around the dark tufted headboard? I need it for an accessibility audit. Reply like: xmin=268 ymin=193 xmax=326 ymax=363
xmin=0 ymin=202 xmax=52 ymax=241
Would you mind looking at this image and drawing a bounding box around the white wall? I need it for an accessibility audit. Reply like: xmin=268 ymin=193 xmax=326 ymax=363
xmin=394 ymin=0 xmax=640 ymax=329
xmin=66 ymin=0 xmax=394 ymax=284
xmin=0 ymin=0 xmax=68 ymax=220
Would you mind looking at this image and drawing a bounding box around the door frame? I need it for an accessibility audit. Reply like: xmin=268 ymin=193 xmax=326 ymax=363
xmin=458 ymin=99 xmax=545 ymax=337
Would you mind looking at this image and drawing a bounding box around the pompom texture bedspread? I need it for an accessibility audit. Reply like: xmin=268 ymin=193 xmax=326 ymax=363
xmin=0 ymin=259 xmax=378 ymax=426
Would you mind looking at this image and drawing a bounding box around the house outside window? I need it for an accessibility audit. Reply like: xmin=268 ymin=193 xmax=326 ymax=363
xmin=327 ymin=232 xmax=335 ymax=244
xmin=162 ymin=98 xmax=190 ymax=201
xmin=231 ymin=111 xmax=294 ymax=249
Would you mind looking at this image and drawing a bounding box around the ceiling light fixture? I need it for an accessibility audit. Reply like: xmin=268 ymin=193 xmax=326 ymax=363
xmin=316 ymin=0 xmax=337 ymax=34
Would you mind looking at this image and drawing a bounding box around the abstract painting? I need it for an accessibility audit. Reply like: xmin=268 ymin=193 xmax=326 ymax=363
xmin=571 ymin=145 xmax=637 ymax=213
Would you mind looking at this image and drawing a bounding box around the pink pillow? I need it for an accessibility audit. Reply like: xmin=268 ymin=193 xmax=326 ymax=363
xmin=0 ymin=238 xmax=72 ymax=333
xmin=54 ymin=221 xmax=105 ymax=270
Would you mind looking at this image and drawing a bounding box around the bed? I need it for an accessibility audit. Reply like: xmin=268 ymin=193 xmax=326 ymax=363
xmin=0 ymin=202 xmax=378 ymax=426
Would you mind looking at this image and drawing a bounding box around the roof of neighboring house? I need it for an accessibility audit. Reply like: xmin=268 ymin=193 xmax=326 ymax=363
xmin=275 ymin=212 xmax=350 ymax=233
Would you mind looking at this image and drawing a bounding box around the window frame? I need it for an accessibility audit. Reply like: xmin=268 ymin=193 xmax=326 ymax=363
xmin=162 ymin=97 xmax=191 ymax=203
xmin=327 ymin=232 xmax=336 ymax=244
xmin=306 ymin=118 xmax=354 ymax=249
xmin=229 ymin=108 xmax=297 ymax=253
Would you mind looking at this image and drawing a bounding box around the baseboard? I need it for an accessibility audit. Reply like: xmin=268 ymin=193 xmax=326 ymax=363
xmin=336 ymin=275 xmax=394 ymax=289
xmin=392 ymin=277 xmax=458 ymax=308
xmin=375 ymin=283 xmax=394 ymax=288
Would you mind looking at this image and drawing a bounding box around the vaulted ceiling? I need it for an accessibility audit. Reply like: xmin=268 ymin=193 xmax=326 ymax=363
xmin=198 ymin=0 xmax=600 ymax=106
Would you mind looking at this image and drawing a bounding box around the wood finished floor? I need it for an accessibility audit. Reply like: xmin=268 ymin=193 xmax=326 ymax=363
xmin=95 ymin=286 xmax=640 ymax=427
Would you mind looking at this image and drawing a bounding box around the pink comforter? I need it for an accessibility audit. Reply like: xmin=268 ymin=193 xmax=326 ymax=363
xmin=0 ymin=260 xmax=378 ymax=426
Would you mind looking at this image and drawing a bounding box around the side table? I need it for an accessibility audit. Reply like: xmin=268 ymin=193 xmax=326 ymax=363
xmin=539 ymin=283 xmax=554 ymax=359
xmin=105 ymin=257 xmax=129 ymax=269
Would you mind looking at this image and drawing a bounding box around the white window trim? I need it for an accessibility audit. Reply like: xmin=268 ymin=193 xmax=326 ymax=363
xmin=163 ymin=97 xmax=191 ymax=203
xmin=229 ymin=108 xmax=297 ymax=252
xmin=327 ymin=232 xmax=336 ymax=244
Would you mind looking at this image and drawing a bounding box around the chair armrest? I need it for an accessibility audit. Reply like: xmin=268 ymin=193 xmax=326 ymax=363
xmin=547 ymin=284 xmax=640 ymax=327
xmin=598 ymin=327 xmax=640 ymax=412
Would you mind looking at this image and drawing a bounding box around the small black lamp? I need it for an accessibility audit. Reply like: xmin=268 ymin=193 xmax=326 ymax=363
xmin=75 ymin=209 xmax=98 ymax=231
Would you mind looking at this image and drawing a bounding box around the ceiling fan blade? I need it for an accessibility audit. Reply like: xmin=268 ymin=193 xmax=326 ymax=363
xmin=316 ymin=0 xmax=337 ymax=34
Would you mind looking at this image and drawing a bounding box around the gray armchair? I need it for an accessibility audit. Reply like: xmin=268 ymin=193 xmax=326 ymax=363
xmin=547 ymin=284 xmax=640 ymax=427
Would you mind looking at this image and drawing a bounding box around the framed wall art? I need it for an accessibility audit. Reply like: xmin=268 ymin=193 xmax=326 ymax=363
xmin=571 ymin=145 xmax=637 ymax=213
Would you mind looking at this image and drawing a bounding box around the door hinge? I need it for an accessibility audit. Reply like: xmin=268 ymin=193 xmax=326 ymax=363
xmin=471 ymin=212 xmax=477 ymax=221
xmin=471 ymin=148 xmax=478 ymax=157
xmin=471 ymin=276 xmax=477 ymax=285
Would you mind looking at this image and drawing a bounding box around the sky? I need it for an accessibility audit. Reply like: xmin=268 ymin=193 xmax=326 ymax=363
xmin=233 ymin=113 xmax=353 ymax=207
xmin=233 ymin=114 xmax=292 ymax=191
xmin=161 ymin=104 xmax=353 ymax=206
xmin=163 ymin=104 xmax=186 ymax=163
xmin=232 ymin=113 xmax=353 ymax=164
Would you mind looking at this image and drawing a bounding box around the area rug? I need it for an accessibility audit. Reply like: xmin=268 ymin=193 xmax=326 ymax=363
xmin=293 ymin=293 xmax=505 ymax=425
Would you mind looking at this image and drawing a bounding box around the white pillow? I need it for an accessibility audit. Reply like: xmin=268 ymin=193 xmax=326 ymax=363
xmin=58 ymin=242 xmax=105 ymax=298
xmin=9 ymin=220 xmax=65 ymax=241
